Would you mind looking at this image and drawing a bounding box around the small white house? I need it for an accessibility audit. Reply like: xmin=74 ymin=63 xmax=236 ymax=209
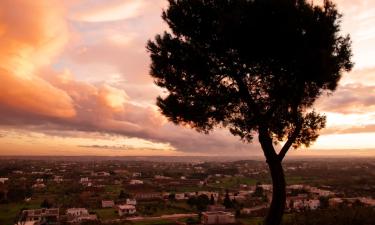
xmin=117 ymin=204 xmax=136 ymax=216
xmin=175 ymin=193 xmax=186 ymax=200
xmin=80 ymin=177 xmax=89 ymax=183
xmin=66 ymin=208 xmax=89 ymax=217
xmin=126 ymin=198 xmax=137 ymax=205
xmin=32 ymin=183 xmax=46 ymax=189
xmin=201 ymin=211 xmax=236 ymax=224
xmin=53 ymin=176 xmax=63 ymax=183
xmin=102 ymin=200 xmax=115 ymax=208
xmin=129 ymin=179 xmax=143 ymax=185
xmin=66 ymin=208 xmax=96 ymax=223
xmin=0 ymin=178 xmax=9 ymax=184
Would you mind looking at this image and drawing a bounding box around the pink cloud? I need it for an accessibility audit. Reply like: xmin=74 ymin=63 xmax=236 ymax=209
xmin=0 ymin=0 xmax=75 ymax=119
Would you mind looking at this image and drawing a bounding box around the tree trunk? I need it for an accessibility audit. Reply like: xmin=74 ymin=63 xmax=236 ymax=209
xmin=265 ymin=159 xmax=286 ymax=225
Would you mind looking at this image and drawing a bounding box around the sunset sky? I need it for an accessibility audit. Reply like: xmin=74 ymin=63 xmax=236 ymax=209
xmin=0 ymin=0 xmax=374 ymax=157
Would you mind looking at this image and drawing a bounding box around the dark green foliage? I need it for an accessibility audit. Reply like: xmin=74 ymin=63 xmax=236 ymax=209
xmin=118 ymin=190 xmax=129 ymax=199
xmin=209 ymin=194 xmax=215 ymax=205
xmin=187 ymin=194 xmax=210 ymax=211
xmin=253 ymin=184 xmax=264 ymax=197
xmin=148 ymin=0 xmax=353 ymax=224
xmin=40 ymin=199 xmax=52 ymax=208
xmin=318 ymin=196 xmax=329 ymax=209
xmin=168 ymin=193 xmax=176 ymax=201
xmin=223 ymin=190 xmax=232 ymax=209
xmin=148 ymin=0 xmax=353 ymax=149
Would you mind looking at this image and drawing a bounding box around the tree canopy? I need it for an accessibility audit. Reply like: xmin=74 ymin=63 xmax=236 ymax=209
xmin=147 ymin=0 xmax=353 ymax=159
xmin=148 ymin=1 xmax=353 ymax=223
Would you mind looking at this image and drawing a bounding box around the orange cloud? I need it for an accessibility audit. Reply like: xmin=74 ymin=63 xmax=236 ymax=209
xmin=0 ymin=0 xmax=75 ymax=118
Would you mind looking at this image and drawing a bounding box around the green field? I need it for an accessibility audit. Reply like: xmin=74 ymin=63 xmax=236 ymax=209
xmin=210 ymin=177 xmax=258 ymax=189
xmin=93 ymin=208 xmax=118 ymax=220
xmin=0 ymin=201 xmax=41 ymax=225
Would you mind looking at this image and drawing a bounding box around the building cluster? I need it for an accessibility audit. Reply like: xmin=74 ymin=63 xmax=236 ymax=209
xmin=1 ymin=159 xmax=375 ymax=225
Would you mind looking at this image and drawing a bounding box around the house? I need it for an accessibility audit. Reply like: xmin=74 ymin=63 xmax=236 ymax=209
xmin=66 ymin=208 xmax=96 ymax=222
xmin=102 ymin=200 xmax=115 ymax=208
xmin=132 ymin=172 xmax=142 ymax=177
xmin=17 ymin=208 xmax=59 ymax=225
xmin=117 ymin=204 xmax=136 ymax=216
xmin=53 ymin=176 xmax=63 ymax=183
xmin=134 ymin=192 xmax=162 ymax=200
xmin=66 ymin=208 xmax=89 ymax=217
xmin=175 ymin=193 xmax=186 ymax=200
xmin=0 ymin=177 xmax=9 ymax=184
xmin=80 ymin=177 xmax=92 ymax=187
xmin=32 ymin=183 xmax=46 ymax=189
xmin=36 ymin=178 xmax=44 ymax=183
xmin=359 ymin=197 xmax=375 ymax=206
xmin=126 ymin=198 xmax=137 ymax=205
xmin=129 ymin=179 xmax=143 ymax=185
xmin=80 ymin=177 xmax=89 ymax=183
xmin=93 ymin=171 xmax=110 ymax=176
xmin=259 ymin=184 xmax=272 ymax=191
xmin=309 ymin=187 xmax=333 ymax=197
xmin=292 ymin=199 xmax=320 ymax=211
xmin=201 ymin=211 xmax=236 ymax=224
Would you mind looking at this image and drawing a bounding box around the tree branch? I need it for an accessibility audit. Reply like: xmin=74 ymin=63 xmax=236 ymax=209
xmin=233 ymin=75 xmax=261 ymax=118
xmin=278 ymin=123 xmax=302 ymax=161
xmin=258 ymin=126 xmax=278 ymax=162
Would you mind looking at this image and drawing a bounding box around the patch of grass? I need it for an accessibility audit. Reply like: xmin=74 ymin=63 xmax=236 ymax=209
xmin=93 ymin=208 xmax=118 ymax=220
xmin=210 ymin=177 xmax=258 ymax=189
xmin=0 ymin=201 xmax=41 ymax=225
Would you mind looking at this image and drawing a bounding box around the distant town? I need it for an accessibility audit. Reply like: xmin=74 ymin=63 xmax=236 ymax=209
xmin=1 ymin=157 xmax=375 ymax=225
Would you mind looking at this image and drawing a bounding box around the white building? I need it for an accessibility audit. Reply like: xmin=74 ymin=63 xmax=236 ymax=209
xmin=66 ymin=208 xmax=89 ymax=217
xmin=32 ymin=183 xmax=46 ymax=189
xmin=0 ymin=177 xmax=9 ymax=184
xmin=292 ymin=199 xmax=320 ymax=211
xmin=17 ymin=208 xmax=59 ymax=225
xmin=66 ymin=208 xmax=96 ymax=222
xmin=201 ymin=211 xmax=236 ymax=224
xmin=259 ymin=184 xmax=273 ymax=191
xmin=117 ymin=204 xmax=136 ymax=216
xmin=80 ymin=177 xmax=89 ymax=183
xmin=126 ymin=198 xmax=137 ymax=205
xmin=102 ymin=200 xmax=115 ymax=208
xmin=132 ymin=172 xmax=142 ymax=177
xmin=129 ymin=179 xmax=143 ymax=185
xmin=175 ymin=193 xmax=186 ymax=200
xmin=53 ymin=176 xmax=63 ymax=183
xmin=309 ymin=187 xmax=333 ymax=197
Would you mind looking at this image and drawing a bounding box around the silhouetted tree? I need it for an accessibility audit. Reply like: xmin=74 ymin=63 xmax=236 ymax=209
xmin=40 ymin=199 xmax=52 ymax=208
xmin=319 ymin=196 xmax=329 ymax=209
xmin=223 ymin=190 xmax=232 ymax=209
xmin=147 ymin=0 xmax=353 ymax=224
xmin=168 ymin=193 xmax=176 ymax=201
xmin=253 ymin=183 xmax=264 ymax=197
xmin=196 ymin=194 xmax=210 ymax=211
xmin=187 ymin=195 xmax=197 ymax=208
xmin=210 ymin=194 xmax=215 ymax=205
xmin=118 ymin=190 xmax=129 ymax=199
